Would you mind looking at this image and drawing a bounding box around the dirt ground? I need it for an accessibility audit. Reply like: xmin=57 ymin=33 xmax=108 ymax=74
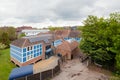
xmin=52 ymin=58 xmax=109 ymax=80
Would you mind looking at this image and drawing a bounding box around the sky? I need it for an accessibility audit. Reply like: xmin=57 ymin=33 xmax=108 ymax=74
xmin=0 ymin=0 xmax=120 ymax=28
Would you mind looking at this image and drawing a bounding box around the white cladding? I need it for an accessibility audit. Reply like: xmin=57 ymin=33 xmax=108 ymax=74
xmin=22 ymin=29 xmax=49 ymax=36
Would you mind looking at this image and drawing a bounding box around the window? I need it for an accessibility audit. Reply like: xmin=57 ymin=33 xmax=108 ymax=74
xmin=34 ymin=45 xmax=36 ymax=49
xmin=26 ymin=54 xmax=34 ymax=61
xmin=23 ymin=48 xmax=26 ymax=52
xmin=23 ymin=57 xmax=26 ymax=62
xmin=30 ymin=46 xmax=33 ymax=50
xmin=27 ymin=46 xmax=33 ymax=51
xmin=27 ymin=47 xmax=29 ymax=51
xmin=46 ymin=45 xmax=51 ymax=50
xmin=23 ymin=53 xmax=26 ymax=57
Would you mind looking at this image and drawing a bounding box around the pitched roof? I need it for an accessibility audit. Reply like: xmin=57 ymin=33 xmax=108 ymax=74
xmin=54 ymin=30 xmax=80 ymax=40
xmin=56 ymin=40 xmax=79 ymax=56
xmin=11 ymin=34 xmax=53 ymax=48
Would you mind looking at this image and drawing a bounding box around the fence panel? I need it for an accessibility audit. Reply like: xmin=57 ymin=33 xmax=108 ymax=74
xmin=16 ymin=77 xmax=26 ymax=80
xmin=27 ymin=73 xmax=40 ymax=80
xmin=53 ymin=65 xmax=60 ymax=76
xmin=41 ymin=69 xmax=52 ymax=80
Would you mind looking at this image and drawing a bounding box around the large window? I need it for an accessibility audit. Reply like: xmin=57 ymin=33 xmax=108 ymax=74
xmin=46 ymin=45 xmax=51 ymax=50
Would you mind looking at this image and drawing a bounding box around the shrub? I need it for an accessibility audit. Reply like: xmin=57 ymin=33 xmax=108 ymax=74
xmin=0 ymin=43 xmax=7 ymax=50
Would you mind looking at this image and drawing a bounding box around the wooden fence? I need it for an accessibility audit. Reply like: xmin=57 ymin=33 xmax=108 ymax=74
xmin=16 ymin=65 xmax=60 ymax=80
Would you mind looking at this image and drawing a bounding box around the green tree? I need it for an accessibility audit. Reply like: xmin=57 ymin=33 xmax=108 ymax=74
xmin=48 ymin=26 xmax=64 ymax=31
xmin=18 ymin=33 xmax=26 ymax=38
xmin=80 ymin=12 xmax=120 ymax=71
xmin=1 ymin=32 xmax=10 ymax=47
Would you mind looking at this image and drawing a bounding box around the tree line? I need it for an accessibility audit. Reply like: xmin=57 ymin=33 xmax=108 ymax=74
xmin=80 ymin=12 xmax=120 ymax=74
xmin=0 ymin=27 xmax=17 ymax=49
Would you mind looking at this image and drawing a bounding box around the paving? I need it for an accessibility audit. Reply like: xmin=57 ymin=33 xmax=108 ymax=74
xmin=52 ymin=58 xmax=108 ymax=80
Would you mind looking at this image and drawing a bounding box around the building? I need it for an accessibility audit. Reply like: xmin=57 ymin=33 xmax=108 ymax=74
xmin=53 ymin=30 xmax=81 ymax=61
xmin=22 ymin=29 xmax=50 ymax=36
xmin=10 ymin=33 xmax=54 ymax=67
xmin=10 ymin=30 xmax=81 ymax=66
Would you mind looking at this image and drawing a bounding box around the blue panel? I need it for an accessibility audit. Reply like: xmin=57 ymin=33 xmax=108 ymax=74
xmin=10 ymin=45 xmax=22 ymax=52
xmin=23 ymin=53 xmax=26 ymax=57
xmin=34 ymin=45 xmax=37 ymax=49
xmin=10 ymin=49 xmax=22 ymax=57
xmin=11 ymin=53 xmax=22 ymax=62
xmin=31 ymin=51 xmax=33 ymax=54
xmin=23 ymin=48 xmax=26 ymax=52
xmin=23 ymin=57 xmax=26 ymax=62
xmin=37 ymin=53 xmax=39 ymax=56
xmin=37 ymin=45 xmax=39 ymax=48
xmin=34 ymin=50 xmax=36 ymax=53
xmin=27 ymin=52 xmax=30 ymax=55
xmin=34 ymin=54 xmax=36 ymax=57
xmin=9 ymin=65 xmax=33 ymax=80
xmin=40 ymin=52 xmax=42 ymax=55
xmin=40 ymin=44 xmax=42 ymax=47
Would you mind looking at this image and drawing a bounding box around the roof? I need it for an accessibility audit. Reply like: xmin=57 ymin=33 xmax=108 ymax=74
xmin=54 ymin=30 xmax=80 ymax=40
xmin=33 ymin=56 xmax=59 ymax=74
xmin=56 ymin=40 xmax=79 ymax=56
xmin=11 ymin=34 xmax=54 ymax=48
xmin=9 ymin=65 xmax=33 ymax=80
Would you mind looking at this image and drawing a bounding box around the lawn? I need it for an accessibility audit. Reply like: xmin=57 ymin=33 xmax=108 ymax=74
xmin=0 ymin=49 xmax=16 ymax=80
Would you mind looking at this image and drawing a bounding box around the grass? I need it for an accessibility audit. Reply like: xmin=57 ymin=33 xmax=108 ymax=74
xmin=0 ymin=49 xmax=16 ymax=80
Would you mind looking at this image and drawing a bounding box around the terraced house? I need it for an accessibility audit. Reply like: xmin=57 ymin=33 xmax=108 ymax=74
xmin=10 ymin=30 xmax=81 ymax=66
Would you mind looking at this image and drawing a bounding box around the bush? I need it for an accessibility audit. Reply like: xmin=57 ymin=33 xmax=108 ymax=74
xmin=0 ymin=43 xmax=7 ymax=50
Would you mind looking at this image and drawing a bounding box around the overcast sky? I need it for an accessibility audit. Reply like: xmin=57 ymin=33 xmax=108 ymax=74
xmin=0 ymin=0 xmax=120 ymax=28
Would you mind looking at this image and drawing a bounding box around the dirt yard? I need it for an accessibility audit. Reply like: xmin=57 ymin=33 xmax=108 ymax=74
xmin=52 ymin=58 xmax=109 ymax=80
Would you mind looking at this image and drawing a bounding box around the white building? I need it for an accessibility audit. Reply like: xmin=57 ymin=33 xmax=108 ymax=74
xmin=22 ymin=29 xmax=50 ymax=36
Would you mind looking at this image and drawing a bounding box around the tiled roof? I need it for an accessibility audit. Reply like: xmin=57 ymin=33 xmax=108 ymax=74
xmin=11 ymin=34 xmax=53 ymax=48
xmin=54 ymin=30 xmax=80 ymax=40
xmin=56 ymin=40 xmax=79 ymax=56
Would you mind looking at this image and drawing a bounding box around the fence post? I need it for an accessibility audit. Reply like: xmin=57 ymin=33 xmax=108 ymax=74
xmin=25 ymin=76 xmax=27 ymax=80
xmin=40 ymin=72 xmax=41 ymax=80
xmin=52 ymin=69 xmax=53 ymax=78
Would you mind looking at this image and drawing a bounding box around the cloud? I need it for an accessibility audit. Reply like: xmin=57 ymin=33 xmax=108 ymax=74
xmin=0 ymin=0 xmax=119 ymax=28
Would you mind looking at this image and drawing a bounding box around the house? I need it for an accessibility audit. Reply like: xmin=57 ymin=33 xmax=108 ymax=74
xmin=10 ymin=33 xmax=54 ymax=67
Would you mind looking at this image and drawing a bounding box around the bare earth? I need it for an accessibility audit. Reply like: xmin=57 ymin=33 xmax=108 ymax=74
xmin=52 ymin=58 xmax=108 ymax=80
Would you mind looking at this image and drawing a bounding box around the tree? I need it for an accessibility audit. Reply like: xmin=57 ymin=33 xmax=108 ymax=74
xmin=1 ymin=32 xmax=10 ymax=47
xmin=80 ymin=12 xmax=120 ymax=72
xmin=48 ymin=26 xmax=64 ymax=31
xmin=18 ymin=33 xmax=26 ymax=38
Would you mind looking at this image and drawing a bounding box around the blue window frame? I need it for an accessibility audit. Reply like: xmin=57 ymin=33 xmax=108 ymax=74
xmin=23 ymin=53 xmax=26 ymax=57
xmin=23 ymin=57 xmax=26 ymax=62
xmin=34 ymin=54 xmax=36 ymax=57
xmin=34 ymin=50 xmax=36 ymax=53
xmin=27 ymin=52 xmax=30 ymax=55
xmin=37 ymin=45 xmax=39 ymax=48
xmin=34 ymin=45 xmax=37 ymax=49
xmin=37 ymin=53 xmax=39 ymax=56
xmin=23 ymin=48 xmax=26 ymax=52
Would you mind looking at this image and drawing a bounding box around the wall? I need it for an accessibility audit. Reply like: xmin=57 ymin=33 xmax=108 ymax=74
xmin=10 ymin=42 xmax=46 ymax=66
xmin=15 ymin=65 xmax=60 ymax=80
